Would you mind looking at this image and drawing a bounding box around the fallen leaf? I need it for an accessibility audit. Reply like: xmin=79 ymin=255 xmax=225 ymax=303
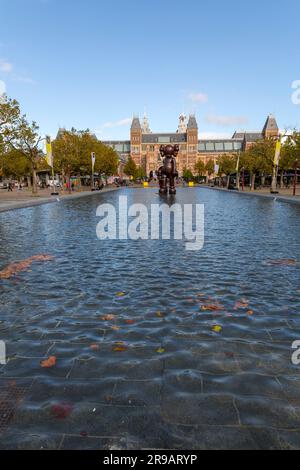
xmin=156 ymin=347 xmax=165 ymax=354
xmin=116 ymin=292 xmax=126 ymax=297
xmin=156 ymin=311 xmax=164 ymax=317
xmin=111 ymin=325 xmax=120 ymax=331
xmin=0 ymin=254 xmax=54 ymax=280
xmin=90 ymin=344 xmax=100 ymax=350
xmin=80 ymin=431 xmax=88 ymax=437
xmin=125 ymin=319 xmax=135 ymax=324
xmin=247 ymin=310 xmax=254 ymax=316
xmin=50 ymin=403 xmax=73 ymax=420
xmin=265 ymin=258 xmax=297 ymax=266
xmin=101 ymin=314 xmax=115 ymax=321
xmin=113 ymin=345 xmax=127 ymax=352
xmin=212 ymin=325 xmax=222 ymax=333
xmin=201 ymin=304 xmax=224 ymax=311
xmin=40 ymin=356 xmax=57 ymax=368
xmin=234 ymin=301 xmax=249 ymax=310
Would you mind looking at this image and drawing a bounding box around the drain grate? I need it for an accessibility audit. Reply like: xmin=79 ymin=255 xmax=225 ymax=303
xmin=0 ymin=382 xmax=29 ymax=434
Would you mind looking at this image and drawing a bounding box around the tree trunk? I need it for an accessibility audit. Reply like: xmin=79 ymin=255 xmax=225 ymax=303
xmin=280 ymin=171 xmax=284 ymax=190
xmin=251 ymin=173 xmax=255 ymax=191
xmin=236 ymin=171 xmax=240 ymax=190
xmin=261 ymin=174 xmax=266 ymax=186
xmin=32 ymin=165 xmax=38 ymax=195
xmin=226 ymin=175 xmax=230 ymax=189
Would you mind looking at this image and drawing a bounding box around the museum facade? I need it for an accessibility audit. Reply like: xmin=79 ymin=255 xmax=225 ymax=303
xmin=103 ymin=113 xmax=279 ymax=176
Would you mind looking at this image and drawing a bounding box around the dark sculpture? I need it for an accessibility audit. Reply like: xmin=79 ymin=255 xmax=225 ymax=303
xmin=158 ymin=144 xmax=179 ymax=195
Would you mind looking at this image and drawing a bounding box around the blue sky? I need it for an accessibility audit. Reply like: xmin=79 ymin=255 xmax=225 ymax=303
xmin=0 ymin=0 xmax=299 ymax=140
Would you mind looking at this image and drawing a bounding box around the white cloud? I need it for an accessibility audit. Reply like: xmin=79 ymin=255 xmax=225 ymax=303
xmin=95 ymin=118 xmax=132 ymax=136
xmin=12 ymin=74 xmax=36 ymax=84
xmin=199 ymin=131 xmax=232 ymax=139
xmin=0 ymin=59 xmax=13 ymax=73
xmin=188 ymin=92 xmax=208 ymax=104
xmin=205 ymin=114 xmax=248 ymax=127
xmin=0 ymin=80 xmax=6 ymax=96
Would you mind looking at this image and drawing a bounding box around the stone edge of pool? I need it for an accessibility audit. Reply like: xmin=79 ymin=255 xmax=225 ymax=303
xmin=0 ymin=187 xmax=119 ymax=213
xmin=204 ymin=186 xmax=300 ymax=205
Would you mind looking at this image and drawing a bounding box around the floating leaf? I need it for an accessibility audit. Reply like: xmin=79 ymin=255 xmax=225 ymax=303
xmin=247 ymin=310 xmax=254 ymax=316
xmin=111 ymin=325 xmax=120 ymax=331
xmin=234 ymin=301 xmax=249 ymax=310
xmin=113 ymin=345 xmax=127 ymax=352
xmin=212 ymin=325 xmax=222 ymax=333
xmin=201 ymin=304 xmax=224 ymax=312
xmin=116 ymin=292 xmax=126 ymax=297
xmin=125 ymin=319 xmax=135 ymax=324
xmin=101 ymin=314 xmax=115 ymax=321
xmin=50 ymin=403 xmax=73 ymax=420
xmin=0 ymin=254 xmax=54 ymax=280
xmin=156 ymin=311 xmax=164 ymax=317
xmin=40 ymin=356 xmax=57 ymax=368
xmin=90 ymin=344 xmax=100 ymax=351
xmin=265 ymin=258 xmax=297 ymax=267
xmin=156 ymin=347 xmax=165 ymax=354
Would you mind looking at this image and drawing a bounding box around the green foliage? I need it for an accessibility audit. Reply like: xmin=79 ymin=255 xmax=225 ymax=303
xmin=124 ymin=157 xmax=137 ymax=178
xmin=205 ymin=159 xmax=215 ymax=176
xmin=217 ymin=154 xmax=236 ymax=176
xmin=183 ymin=167 xmax=194 ymax=181
xmin=52 ymin=129 xmax=119 ymax=176
xmin=194 ymin=159 xmax=206 ymax=177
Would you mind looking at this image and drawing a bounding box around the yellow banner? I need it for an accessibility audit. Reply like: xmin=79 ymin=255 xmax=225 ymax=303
xmin=274 ymin=141 xmax=281 ymax=166
xmin=46 ymin=136 xmax=53 ymax=168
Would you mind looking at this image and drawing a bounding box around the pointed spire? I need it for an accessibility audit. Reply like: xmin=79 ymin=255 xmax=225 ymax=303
xmin=177 ymin=113 xmax=187 ymax=133
xmin=262 ymin=114 xmax=279 ymax=137
xmin=131 ymin=115 xmax=141 ymax=131
xmin=142 ymin=112 xmax=151 ymax=134
xmin=187 ymin=114 xmax=198 ymax=130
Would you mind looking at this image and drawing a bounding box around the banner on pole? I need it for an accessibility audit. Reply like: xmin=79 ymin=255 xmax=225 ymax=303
xmin=91 ymin=152 xmax=96 ymax=169
xmin=274 ymin=141 xmax=281 ymax=166
xmin=45 ymin=136 xmax=53 ymax=168
xmin=214 ymin=164 xmax=219 ymax=174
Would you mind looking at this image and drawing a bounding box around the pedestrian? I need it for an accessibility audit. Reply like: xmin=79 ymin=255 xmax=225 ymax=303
xmin=8 ymin=182 xmax=13 ymax=192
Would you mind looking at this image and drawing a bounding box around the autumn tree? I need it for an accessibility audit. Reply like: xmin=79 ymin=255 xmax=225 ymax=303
xmin=194 ymin=159 xmax=206 ymax=179
xmin=205 ymin=159 xmax=215 ymax=182
xmin=217 ymin=154 xmax=236 ymax=188
xmin=124 ymin=157 xmax=137 ymax=179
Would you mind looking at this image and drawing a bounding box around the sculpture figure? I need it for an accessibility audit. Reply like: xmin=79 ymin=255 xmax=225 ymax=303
xmin=158 ymin=144 xmax=179 ymax=195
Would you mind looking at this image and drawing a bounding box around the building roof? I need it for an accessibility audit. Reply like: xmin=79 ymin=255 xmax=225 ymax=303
xmin=232 ymin=131 xmax=263 ymax=142
xmin=142 ymin=133 xmax=187 ymax=144
xmin=131 ymin=117 xmax=141 ymax=130
xmin=187 ymin=115 xmax=198 ymax=129
xmin=262 ymin=114 xmax=279 ymax=134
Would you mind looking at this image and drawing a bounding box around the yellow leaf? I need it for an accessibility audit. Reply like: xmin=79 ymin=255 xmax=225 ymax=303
xmin=116 ymin=292 xmax=126 ymax=297
xmin=156 ymin=347 xmax=165 ymax=354
xmin=212 ymin=325 xmax=222 ymax=333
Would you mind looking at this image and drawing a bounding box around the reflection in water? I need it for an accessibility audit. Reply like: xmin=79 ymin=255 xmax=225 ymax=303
xmin=0 ymin=188 xmax=300 ymax=449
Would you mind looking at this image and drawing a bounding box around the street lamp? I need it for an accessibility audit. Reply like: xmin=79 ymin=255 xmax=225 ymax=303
xmin=293 ymin=159 xmax=298 ymax=196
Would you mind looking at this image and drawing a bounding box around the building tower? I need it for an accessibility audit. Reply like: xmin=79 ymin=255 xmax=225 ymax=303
xmin=262 ymin=114 xmax=279 ymax=139
xmin=142 ymin=113 xmax=151 ymax=134
xmin=130 ymin=116 xmax=142 ymax=167
xmin=186 ymin=114 xmax=199 ymax=171
xmin=177 ymin=113 xmax=187 ymax=133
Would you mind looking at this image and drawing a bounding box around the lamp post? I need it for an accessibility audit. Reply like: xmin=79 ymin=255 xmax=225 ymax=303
xmin=293 ymin=159 xmax=298 ymax=196
xmin=91 ymin=152 xmax=96 ymax=191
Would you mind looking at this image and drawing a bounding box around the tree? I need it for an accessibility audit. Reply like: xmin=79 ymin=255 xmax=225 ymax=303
xmin=242 ymin=140 xmax=274 ymax=190
xmin=0 ymin=94 xmax=20 ymax=134
xmin=183 ymin=167 xmax=194 ymax=182
xmin=124 ymin=157 xmax=137 ymax=179
xmin=8 ymin=117 xmax=43 ymax=194
xmin=194 ymin=159 xmax=206 ymax=179
xmin=0 ymin=148 xmax=31 ymax=180
xmin=205 ymin=159 xmax=215 ymax=182
xmin=217 ymin=154 xmax=236 ymax=188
